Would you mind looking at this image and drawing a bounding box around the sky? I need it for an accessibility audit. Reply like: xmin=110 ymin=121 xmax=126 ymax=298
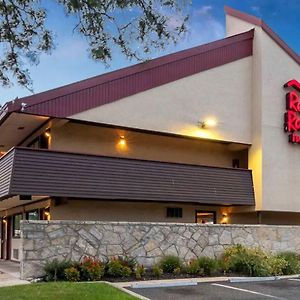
xmin=1 ymin=0 xmax=300 ymax=105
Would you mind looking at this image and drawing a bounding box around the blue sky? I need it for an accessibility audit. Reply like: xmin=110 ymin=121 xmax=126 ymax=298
xmin=1 ymin=0 xmax=300 ymax=105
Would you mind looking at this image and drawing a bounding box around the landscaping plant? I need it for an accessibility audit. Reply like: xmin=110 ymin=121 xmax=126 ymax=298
xmin=276 ymin=251 xmax=300 ymax=275
xmin=135 ymin=264 xmax=146 ymax=279
xmin=152 ymin=265 xmax=163 ymax=278
xmin=80 ymin=256 xmax=105 ymax=281
xmin=186 ymin=259 xmax=202 ymax=275
xmin=44 ymin=259 xmax=74 ymax=281
xmin=197 ymin=257 xmax=218 ymax=276
xmin=159 ymin=255 xmax=182 ymax=273
xmin=64 ymin=267 xmax=80 ymax=282
xmin=106 ymin=257 xmax=134 ymax=278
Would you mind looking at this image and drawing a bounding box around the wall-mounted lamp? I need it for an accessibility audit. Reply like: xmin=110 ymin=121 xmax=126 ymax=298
xmin=2 ymin=217 xmax=7 ymax=224
xmin=198 ymin=118 xmax=217 ymax=129
xmin=221 ymin=213 xmax=228 ymax=224
xmin=44 ymin=130 xmax=51 ymax=138
xmin=44 ymin=207 xmax=51 ymax=220
xmin=119 ymin=135 xmax=126 ymax=146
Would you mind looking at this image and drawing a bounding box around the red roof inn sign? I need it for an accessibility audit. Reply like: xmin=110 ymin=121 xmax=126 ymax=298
xmin=284 ymin=80 xmax=300 ymax=144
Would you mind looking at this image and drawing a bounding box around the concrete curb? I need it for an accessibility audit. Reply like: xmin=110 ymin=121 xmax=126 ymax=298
xmin=105 ymin=281 xmax=151 ymax=300
xmin=131 ymin=281 xmax=198 ymax=289
xmin=114 ymin=276 xmax=230 ymax=288
xmin=114 ymin=274 xmax=300 ymax=288
xmin=229 ymin=274 xmax=300 ymax=283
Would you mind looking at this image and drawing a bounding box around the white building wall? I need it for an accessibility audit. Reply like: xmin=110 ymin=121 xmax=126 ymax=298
xmin=227 ymin=14 xmax=300 ymax=212
xmin=72 ymin=57 xmax=253 ymax=145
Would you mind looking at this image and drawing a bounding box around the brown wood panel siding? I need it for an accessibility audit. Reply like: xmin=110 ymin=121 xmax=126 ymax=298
xmin=0 ymin=150 xmax=14 ymax=199
xmin=2 ymin=30 xmax=254 ymax=120
xmin=8 ymin=148 xmax=255 ymax=205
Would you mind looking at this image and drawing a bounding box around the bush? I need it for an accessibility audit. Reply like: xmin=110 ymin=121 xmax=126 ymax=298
xmin=44 ymin=259 xmax=74 ymax=281
xmin=122 ymin=266 xmax=132 ymax=278
xmin=135 ymin=264 xmax=146 ymax=279
xmin=197 ymin=257 xmax=218 ymax=275
xmin=79 ymin=256 xmax=105 ymax=281
xmin=223 ymin=244 xmax=271 ymax=277
xmin=276 ymin=252 xmax=300 ymax=275
xmin=186 ymin=259 xmax=202 ymax=275
xmin=159 ymin=255 xmax=182 ymax=273
xmin=65 ymin=267 xmax=80 ymax=282
xmin=106 ymin=259 xmax=124 ymax=277
xmin=173 ymin=267 xmax=181 ymax=275
xmin=268 ymin=256 xmax=288 ymax=276
xmin=152 ymin=265 xmax=163 ymax=278
xmin=106 ymin=257 xmax=134 ymax=278
xmin=116 ymin=256 xmax=137 ymax=271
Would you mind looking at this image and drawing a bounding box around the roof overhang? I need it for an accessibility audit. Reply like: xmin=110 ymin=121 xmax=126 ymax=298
xmin=0 ymin=112 xmax=50 ymax=152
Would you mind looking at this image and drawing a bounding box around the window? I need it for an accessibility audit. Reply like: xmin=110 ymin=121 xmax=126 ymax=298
xmin=232 ymin=159 xmax=240 ymax=168
xmin=28 ymin=132 xmax=49 ymax=149
xmin=195 ymin=211 xmax=216 ymax=224
xmin=26 ymin=210 xmax=39 ymax=221
xmin=13 ymin=214 xmax=22 ymax=238
xmin=167 ymin=207 xmax=182 ymax=218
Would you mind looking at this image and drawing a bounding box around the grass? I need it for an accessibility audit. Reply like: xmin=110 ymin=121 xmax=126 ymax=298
xmin=0 ymin=282 xmax=137 ymax=300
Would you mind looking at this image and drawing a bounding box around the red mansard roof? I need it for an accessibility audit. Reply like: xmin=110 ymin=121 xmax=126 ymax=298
xmin=0 ymin=29 xmax=254 ymax=122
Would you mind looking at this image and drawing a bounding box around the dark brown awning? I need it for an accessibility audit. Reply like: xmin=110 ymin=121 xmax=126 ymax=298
xmin=0 ymin=147 xmax=255 ymax=205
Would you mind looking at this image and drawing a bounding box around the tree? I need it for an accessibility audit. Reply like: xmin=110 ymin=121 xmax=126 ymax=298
xmin=0 ymin=0 xmax=189 ymax=90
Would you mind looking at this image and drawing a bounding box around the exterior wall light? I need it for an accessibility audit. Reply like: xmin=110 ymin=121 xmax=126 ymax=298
xmin=198 ymin=119 xmax=217 ymax=129
xmin=44 ymin=130 xmax=51 ymax=138
xmin=2 ymin=217 xmax=7 ymax=224
xmin=221 ymin=213 xmax=228 ymax=224
xmin=119 ymin=135 xmax=126 ymax=146
xmin=44 ymin=211 xmax=51 ymax=221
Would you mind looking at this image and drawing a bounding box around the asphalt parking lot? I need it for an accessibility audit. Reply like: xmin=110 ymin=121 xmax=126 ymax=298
xmin=128 ymin=278 xmax=300 ymax=300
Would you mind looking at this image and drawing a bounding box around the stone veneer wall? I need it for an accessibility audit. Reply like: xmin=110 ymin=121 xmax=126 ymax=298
xmin=21 ymin=221 xmax=300 ymax=279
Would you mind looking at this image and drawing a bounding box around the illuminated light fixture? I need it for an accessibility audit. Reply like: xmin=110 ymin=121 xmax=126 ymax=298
xmin=198 ymin=118 xmax=217 ymax=129
xmin=44 ymin=211 xmax=51 ymax=221
xmin=119 ymin=135 xmax=126 ymax=146
xmin=221 ymin=213 xmax=228 ymax=224
xmin=2 ymin=217 xmax=7 ymax=224
xmin=44 ymin=130 xmax=51 ymax=138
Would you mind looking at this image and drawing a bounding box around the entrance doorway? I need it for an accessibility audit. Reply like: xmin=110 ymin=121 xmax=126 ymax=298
xmin=195 ymin=211 xmax=216 ymax=224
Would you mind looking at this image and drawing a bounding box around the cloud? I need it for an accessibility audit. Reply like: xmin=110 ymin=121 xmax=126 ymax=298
xmin=251 ymin=6 xmax=262 ymax=16
xmin=195 ymin=5 xmax=213 ymax=16
xmin=170 ymin=5 xmax=224 ymax=51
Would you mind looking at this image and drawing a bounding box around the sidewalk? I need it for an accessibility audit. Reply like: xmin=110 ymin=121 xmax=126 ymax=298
xmin=0 ymin=260 xmax=30 ymax=287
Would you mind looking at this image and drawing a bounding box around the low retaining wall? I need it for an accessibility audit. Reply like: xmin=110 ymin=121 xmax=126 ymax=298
xmin=21 ymin=221 xmax=300 ymax=279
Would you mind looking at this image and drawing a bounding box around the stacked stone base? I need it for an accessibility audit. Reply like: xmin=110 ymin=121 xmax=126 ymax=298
xmin=21 ymin=221 xmax=300 ymax=279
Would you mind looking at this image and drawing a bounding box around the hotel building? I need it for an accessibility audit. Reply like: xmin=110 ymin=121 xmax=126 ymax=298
xmin=1 ymin=7 xmax=300 ymax=260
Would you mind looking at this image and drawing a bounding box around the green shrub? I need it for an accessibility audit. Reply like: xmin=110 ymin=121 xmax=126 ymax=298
xmin=223 ymin=244 xmax=271 ymax=277
xmin=186 ymin=259 xmax=202 ymax=275
xmin=79 ymin=256 xmax=105 ymax=281
xmin=64 ymin=267 xmax=80 ymax=282
xmin=44 ymin=259 xmax=74 ymax=281
xmin=135 ymin=264 xmax=146 ymax=279
xmin=152 ymin=265 xmax=163 ymax=278
xmin=159 ymin=255 xmax=182 ymax=273
xmin=268 ymin=256 xmax=288 ymax=276
xmin=276 ymin=252 xmax=300 ymax=275
xmin=116 ymin=256 xmax=137 ymax=271
xmin=122 ymin=266 xmax=132 ymax=278
xmin=106 ymin=259 xmax=124 ymax=277
xmin=173 ymin=267 xmax=181 ymax=275
xmin=197 ymin=257 xmax=218 ymax=275
xmin=106 ymin=257 xmax=135 ymax=278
